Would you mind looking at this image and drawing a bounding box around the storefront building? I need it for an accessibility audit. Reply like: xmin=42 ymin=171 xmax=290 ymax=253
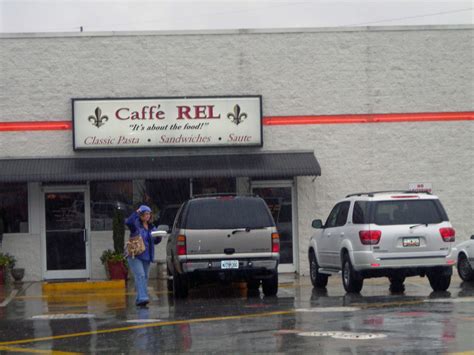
xmin=0 ymin=25 xmax=473 ymax=281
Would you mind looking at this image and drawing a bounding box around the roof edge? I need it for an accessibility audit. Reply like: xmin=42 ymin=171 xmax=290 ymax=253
xmin=0 ymin=150 xmax=317 ymax=162
xmin=1 ymin=24 xmax=472 ymax=39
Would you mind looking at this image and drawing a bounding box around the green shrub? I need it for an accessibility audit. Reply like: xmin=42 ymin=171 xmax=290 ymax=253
xmin=100 ymin=249 xmax=126 ymax=265
xmin=112 ymin=209 xmax=125 ymax=254
xmin=0 ymin=253 xmax=16 ymax=268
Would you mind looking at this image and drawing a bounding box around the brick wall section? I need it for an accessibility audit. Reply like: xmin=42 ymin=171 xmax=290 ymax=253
xmin=0 ymin=26 xmax=473 ymax=276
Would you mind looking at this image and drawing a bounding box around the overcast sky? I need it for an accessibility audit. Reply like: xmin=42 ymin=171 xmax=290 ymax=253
xmin=0 ymin=0 xmax=472 ymax=33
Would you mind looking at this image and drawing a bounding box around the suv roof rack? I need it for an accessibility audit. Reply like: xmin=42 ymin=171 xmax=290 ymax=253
xmin=345 ymin=190 xmax=432 ymax=198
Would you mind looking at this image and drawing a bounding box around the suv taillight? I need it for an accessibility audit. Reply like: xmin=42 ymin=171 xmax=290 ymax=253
xmin=439 ymin=228 xmax=455 ymax=242
xmin=359 ymin=230 xmax=382 ymax=245
xmin=177 ymin=234 xmax=187 ymax=255
xmin=272 ymin=233 xmax=280 ymax=253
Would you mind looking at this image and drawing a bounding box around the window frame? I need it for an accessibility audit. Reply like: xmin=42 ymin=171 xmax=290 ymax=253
xmin=335 ymin=201 xmax=350 ymax=227
xmin=325 ymin=203 xmax=341 ymax=229
xmin=352 ymin=200 xmax=371 ymax=225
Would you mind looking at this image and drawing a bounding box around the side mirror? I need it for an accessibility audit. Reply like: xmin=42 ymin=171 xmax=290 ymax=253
xmin=471 ymin=235 xmax=474 ymax=240
xmin=312 ymin=219 xmax=323 ymax=229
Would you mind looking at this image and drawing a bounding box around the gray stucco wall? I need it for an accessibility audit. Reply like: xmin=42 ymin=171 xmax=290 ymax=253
xmin=1 ymin=26 xmax=473 ymax=278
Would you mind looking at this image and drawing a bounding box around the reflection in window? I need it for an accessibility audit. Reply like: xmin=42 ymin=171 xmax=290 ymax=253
xmin=252 ymin=186 xmax=293 ymax=264
xmin=143 ymin=179 xmax=190 ymax=227
xmin=0 ymin=183 xmax=28 ymax=233
xmin=90 ymin=181 xmax=133 ymax=231
xmin=192 ymin=178 xmax=236 ymax=197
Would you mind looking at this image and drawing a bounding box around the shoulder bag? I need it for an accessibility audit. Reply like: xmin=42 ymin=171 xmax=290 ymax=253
xmin=126 ymin=236 xmax=146 ymax=258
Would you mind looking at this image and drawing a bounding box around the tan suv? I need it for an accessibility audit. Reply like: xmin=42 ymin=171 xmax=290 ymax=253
xmin=165 ymin=195 xmax=280 ymax=298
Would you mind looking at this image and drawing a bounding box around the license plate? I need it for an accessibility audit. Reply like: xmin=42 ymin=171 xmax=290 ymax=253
xmin=403 ymin=237 xmax=420 ymax=247
xmin=221 ymin=260 xmax=239 ymax=269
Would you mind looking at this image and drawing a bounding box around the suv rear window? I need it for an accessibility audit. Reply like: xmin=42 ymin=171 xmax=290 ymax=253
xmin=373 ymin=199 xmax=448 ymax=225
xmin=353 ymin=199 xmax=449 ymax=225
xmin=184 ymin=197 xmax=275 ymax=229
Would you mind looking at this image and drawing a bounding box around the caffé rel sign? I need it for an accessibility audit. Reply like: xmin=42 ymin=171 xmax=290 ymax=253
xmin=72 ymin=96 xmax=262 ymax=150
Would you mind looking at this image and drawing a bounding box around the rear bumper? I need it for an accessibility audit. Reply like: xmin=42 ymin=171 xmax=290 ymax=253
xmin=360 ymin=265 xmax=453 ymax=279
xmin=180 ymin=258 xmax=278 ymax=280
xmin=352 ymin=248 xmax=457 ymax=271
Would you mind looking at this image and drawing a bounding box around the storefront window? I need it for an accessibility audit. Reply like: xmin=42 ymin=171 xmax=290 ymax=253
xmin=90 ymin=181 xmax=133 ymax=231
xmin=252 ymin=186 xmax=293 ymax=265
xmin=143 ymin=179 xmax=190 ymax=227
xmin=192 ymin=178 xmax=236 ymax=197
xmin=0 ymin=183 xmax=28 ymax=234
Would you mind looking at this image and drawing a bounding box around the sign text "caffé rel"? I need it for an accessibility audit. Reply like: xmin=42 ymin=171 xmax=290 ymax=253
xmin=72 ymin=96 xmax=262 ymax=150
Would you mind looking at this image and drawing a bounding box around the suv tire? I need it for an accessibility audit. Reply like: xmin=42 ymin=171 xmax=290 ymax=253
xmin=309 ymin=252 xmax=328 ymax=288
xmin=247 ymin=279 xmax=260 ymax=291
xmin=389 ymin=275 xmax=406 ymax=293
xmin=167 ymin=267 xmax=173 ymax=292
xmin=262 ymin=272 xmax=278 ymax=296
xmin=342 ymin=256 xmax=363 ymax=293
xmin=457 ymin=254 xmax=474 ymax=281
xmin=427 ymin=272 xmax=451 ymax=292
xmin=173 ymin=272 xmax=189 ymax=298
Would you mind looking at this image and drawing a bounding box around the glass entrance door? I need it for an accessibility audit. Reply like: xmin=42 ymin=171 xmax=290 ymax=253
xmin=42 ymin=187 xmax=90 ymax=279
xmin=251 ymin=182 xmax=296 ymax=273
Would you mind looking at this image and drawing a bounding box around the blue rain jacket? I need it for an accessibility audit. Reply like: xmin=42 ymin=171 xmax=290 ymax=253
xmin=125 ymin=211 xmax=162 ymax=262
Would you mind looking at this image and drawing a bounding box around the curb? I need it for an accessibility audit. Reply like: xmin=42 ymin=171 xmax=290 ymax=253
xmin=42 ymin=280 xmax=126 ymax=293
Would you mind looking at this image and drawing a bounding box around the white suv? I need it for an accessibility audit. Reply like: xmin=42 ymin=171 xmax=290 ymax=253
xmin=308 ymin=191 xmax=457 ymax=293
xmin=456 ymin=235 xmax=474 ymax=282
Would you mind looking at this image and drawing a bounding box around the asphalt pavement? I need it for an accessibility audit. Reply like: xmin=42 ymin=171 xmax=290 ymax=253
xmin=0 ymin=274 xmax=473 ymax=354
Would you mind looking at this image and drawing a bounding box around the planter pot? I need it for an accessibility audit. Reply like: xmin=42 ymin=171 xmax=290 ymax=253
xmin=107 ymin=260 xmax=128 ymax=280
xmin=11 ymin=268 xmax=25 ymax=282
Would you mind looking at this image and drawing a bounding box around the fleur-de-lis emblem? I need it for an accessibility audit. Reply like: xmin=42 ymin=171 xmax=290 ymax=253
xmin=88 ymin=107 xmax=108 ymax=128
xmin=227 ymin=104 xmax=248 ymax=125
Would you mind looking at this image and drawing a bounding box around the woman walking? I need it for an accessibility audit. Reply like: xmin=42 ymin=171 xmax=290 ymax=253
xmin=126 ymin=205 xmax=162 ymax=307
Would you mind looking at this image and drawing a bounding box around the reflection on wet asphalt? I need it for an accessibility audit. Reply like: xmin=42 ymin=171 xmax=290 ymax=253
xmin=0 ymin=275 xmax=473 ymax=353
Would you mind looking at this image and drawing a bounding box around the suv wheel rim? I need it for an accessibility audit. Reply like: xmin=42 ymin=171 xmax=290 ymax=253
xmin=343 ymin=262 xmax=350 ymax=286
xmin=459 ymin=258 xmax=471 ymax=278
xmin=310 ymin=258 xmax=317 ymax=281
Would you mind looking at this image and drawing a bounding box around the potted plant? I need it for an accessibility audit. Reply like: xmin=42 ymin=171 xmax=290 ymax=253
xmin=11 ymin=267 xmax=25 ymax=283
xmin=100 ymin=249 xmax=127 ymax=280
xmin=0 ymin=252 xmax=16 ymax=284
xmin=100 ymin=208 xmax=128 ymax=280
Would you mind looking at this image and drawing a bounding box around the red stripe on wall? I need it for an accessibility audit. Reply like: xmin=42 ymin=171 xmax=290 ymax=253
xmin=263 ymin=111 xmax=474 ymax=126
xmin=0 ymin=121 xmax=72 ymax=131
xmin=0 ymin=112 xmax=472 ymax=131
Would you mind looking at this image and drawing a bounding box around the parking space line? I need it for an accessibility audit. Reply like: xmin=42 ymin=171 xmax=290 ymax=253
xmin=352 ymin=299 xmax=425 ymax=309
xmin=15 ymin=290 xmax=170 ymax=300
xmin=0 ymin=290 xmax=19 ymax=307
xmin=0 ymin=345 xmax=80 ymax=354
xmin=0 ymin=309 xmax=295 ymax=347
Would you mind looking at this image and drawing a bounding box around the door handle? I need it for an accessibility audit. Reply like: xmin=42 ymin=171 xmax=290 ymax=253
xmin=327 ymin=233 xmax=331 ymax=237
xmin=340 ymin=232 xmax=344 ymax=238
xmin=83 ymin=229 xmax=88 ymax=243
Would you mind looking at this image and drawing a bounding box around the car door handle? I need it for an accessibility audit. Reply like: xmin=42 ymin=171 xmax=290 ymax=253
xmin=326 ymin=233 xmax=331 ymax=237
xmin=340 ymin=232 xmax=344 ymax=238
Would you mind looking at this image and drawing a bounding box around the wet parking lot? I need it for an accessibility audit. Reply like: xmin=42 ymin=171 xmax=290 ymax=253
xmin=0 ymin=275 xmax=473 ymax=354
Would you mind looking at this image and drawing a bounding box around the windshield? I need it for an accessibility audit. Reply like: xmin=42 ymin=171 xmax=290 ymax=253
xmin=184 ymin=197 xmax=275 ymax=229
xmin=372 ymin=199 xmax=447 ymax=225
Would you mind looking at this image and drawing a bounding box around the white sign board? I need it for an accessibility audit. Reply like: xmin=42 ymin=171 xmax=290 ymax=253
xmin=408 ymin=183 xmax=433 ymax=193
xmin=72 ymin=96 xmax=262 ymax=150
